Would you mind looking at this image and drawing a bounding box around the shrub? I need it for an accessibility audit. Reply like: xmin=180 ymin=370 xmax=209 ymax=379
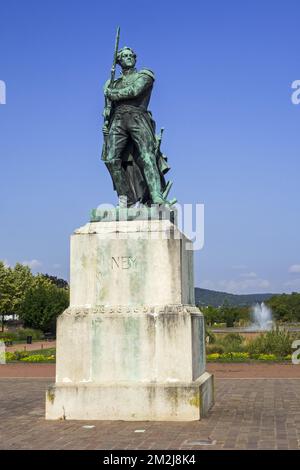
xmin=0 ymin=329 xmax=42 ymax=342
xmin=13 ymin=350 xmax=29 ymax=360
xmin=4 ymin=352 xmax=16 ymax=361
xmin=248 ymin=328 xmax=292 ymax=357
xmin=2 ymin=338 xmax=13 ymax=344
xmin=207 ymin=353 xmax=220 ymax=361
xmin=206 ymin=344 xmax=225 ymax=354
xmin=205 ymin=329 xmax=216 ymax=344
xmin=229 ymin=352 xmax=249 ymax=359
xmin=20 ymin=354 xmax=55 ymax=362
xmin=257 ymin=354 xmax=277 ymax=361
xmin=207 ymin=352 xmax=250 ymax=362
xmin=219 ymin=352 xmax=250 ymax=362
xmin=221 ymin=333 xmax=244 ymax=344
xmin=16 ymin=328 xmax=43 ymax=341
xmin=0 ymin=332 xmax=18 ymax=341
xmin=207 ymin=351 xmax=289 ymax=362
xmin=28 ymin=348 xmax=55 ymax=357
xmin=2 ymin=349 xmax=56 ymax=362
xmin=218 ymin=333 xmax=246 ymax=353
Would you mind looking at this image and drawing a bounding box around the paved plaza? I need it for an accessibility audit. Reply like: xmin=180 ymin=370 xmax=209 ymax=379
xmin=1 ymin=376 xmax=300 ymax=450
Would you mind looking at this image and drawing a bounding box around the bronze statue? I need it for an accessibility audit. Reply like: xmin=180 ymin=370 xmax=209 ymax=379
xmin=101 ymin=28 xmax=175 ymax=207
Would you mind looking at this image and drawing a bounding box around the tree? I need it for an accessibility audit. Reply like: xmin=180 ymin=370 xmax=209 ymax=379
xmin=20 ymin=275 xmax=69 ymax=332
xmin=219 ymin=301 xmax=240 ymax=327
xmin=267 ymin=292 xmax=300 ymax=322
xmin=41 ymin=274 xmax=69 ymax=289
xmin=11 ymin=263 xmax=34 ymax=316
xmin=202 ymin=305 xmax=223 ymax=325
xmin=0 ymin=262 xmax=13 ymax=331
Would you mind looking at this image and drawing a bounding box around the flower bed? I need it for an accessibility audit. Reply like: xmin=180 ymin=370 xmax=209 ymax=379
xmin=207 ymin=352 xmax=292 ymax=362
xmin=4 ymin=348 xmax=56 ymax=363
xmin=20 ymin=354 xmax=55 ymax=362
xmin=205 ymin=328 xmax=296 ymax=362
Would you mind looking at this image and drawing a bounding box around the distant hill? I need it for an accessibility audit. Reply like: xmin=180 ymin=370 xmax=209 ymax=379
xmin=195 ymin=288 xmax=275 ymax=307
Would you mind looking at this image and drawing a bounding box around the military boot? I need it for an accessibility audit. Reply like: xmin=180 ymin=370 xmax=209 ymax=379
xmin=105 ymin=161 xmax=135 ymax=206
xmin=142 ymin=158 xmax=168 ymax=205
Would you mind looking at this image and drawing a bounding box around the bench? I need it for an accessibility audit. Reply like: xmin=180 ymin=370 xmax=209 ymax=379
xmin=43 ymin=333 xmax=56 ymax=341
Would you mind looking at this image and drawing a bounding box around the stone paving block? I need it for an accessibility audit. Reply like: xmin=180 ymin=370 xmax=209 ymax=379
xmin=1 ymin=378 xmax=300 ymax=449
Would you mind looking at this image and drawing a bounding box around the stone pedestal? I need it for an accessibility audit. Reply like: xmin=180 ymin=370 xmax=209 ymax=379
xmin=46 ymin=219 xmax=214 ymax=420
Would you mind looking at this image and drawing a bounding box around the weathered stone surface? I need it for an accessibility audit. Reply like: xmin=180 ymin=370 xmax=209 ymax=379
xmin=70 ymin=220 xmax=194 ymax=308
xmin=46 ymin=373 xmax=213 ymax=421
xmin=55 ymin=306 xmax=205 ymax=384
xmin=46 ymin=220 xmax=214 ymax=421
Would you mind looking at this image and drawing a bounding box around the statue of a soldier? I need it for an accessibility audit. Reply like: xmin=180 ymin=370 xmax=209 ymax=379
xmin=101 ymin=36 xmax=175 ymax=207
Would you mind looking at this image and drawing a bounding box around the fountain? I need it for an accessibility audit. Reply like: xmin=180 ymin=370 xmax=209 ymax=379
xmin=248 ymin=302 xmax=274 ymax=331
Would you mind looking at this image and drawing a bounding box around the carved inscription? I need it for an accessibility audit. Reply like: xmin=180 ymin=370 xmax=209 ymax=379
xmin=111 ymin=256 xmax=137 ymax=270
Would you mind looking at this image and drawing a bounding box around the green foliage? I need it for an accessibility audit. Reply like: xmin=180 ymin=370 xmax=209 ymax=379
xmin=0 ymin=262 xmax=14 ymax=330
xmin=20 ymin=354 xmax=55 ymax=362
xmin=27 ymin=347 xmax=56 ymax=357
xmin=13 ymin=350 xmax=30 ymax=360
xmin=0 ymin=262 xmax=35 ymax=326
xmin=217 ymin=333 xmax=246 ymax=352
xmin=247 ymin=328 xmax=292 ymax=357
xmin=15 ymin=328 xmax=43 ymax=340
xmin=206 ymin=344 xmax=225 ymax=354
xmin=202 ymin=305 xmax=223 ymax=325
xmin=205 ymin=328 xmax=216 ymax=344
xmin=206 ymin=352 xmax=282 ymax=362
xmin=202 ymin=291 xmax=300 ymax=325
xmin=40 ymin=274 xmax=69 ymax=289
xmin=250 ymin=353 xmax=277 ymax=361
xmin=202 ymin=305 xmax=250 ymax=327
xmin=207 ymin=352 xmax=250 ymax=362
xmin=10 ymin=263 xmax=34 ymax=316
xmin=267 ymin=292 xmax=300 ymax=322
xmin=4 ymin=352 xmax=16 ymax=362
xmin=205 ymin=333 xmax=246 ymax=354
xmin=0 ymin=331 xmax=18 ymax=341
xmin=4 ymin=347 xmax=56 ymax=362
xmin=220 ymin=303 xmax=239 ymax=327
xmin=20 ymin=275 xmax=69 ymax=332
xmin=206 ymin=329 xmax=294 ymax=360
xmin=1 ymin=337 xmax=13 ymax=343
xmin=218 ymin=352 xmax=250 ymax=362
xmin=0 ymin=328 xmax=42 ymax=342
xmin=220 ymin=333 xmax=244 ymax=345
xmin=0 ymin=261 xmax=69 ymax=333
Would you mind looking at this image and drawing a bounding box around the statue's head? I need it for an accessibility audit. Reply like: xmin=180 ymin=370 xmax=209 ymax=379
xmin=117 ymin=47 xmax=137 ymax=69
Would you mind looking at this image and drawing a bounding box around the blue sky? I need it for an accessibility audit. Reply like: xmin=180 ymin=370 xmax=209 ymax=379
xmin=0 ymin=0 xmax=300 ymax=294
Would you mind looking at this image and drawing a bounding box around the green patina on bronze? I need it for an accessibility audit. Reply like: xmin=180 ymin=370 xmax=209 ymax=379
xmin=90 ymin=205 xmax=176 ymax=223
xmin=100 ymin=27 xmax=177 ymax=209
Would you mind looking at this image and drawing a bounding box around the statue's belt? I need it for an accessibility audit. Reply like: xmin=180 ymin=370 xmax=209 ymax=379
xmin=113 ymin=104 xmax=147 ymax=116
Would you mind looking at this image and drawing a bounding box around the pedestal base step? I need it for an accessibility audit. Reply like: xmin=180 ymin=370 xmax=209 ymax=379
xmin=46 ymin=372 xmax=214 ymax=421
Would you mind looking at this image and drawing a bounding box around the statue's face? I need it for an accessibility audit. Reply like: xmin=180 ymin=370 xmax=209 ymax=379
xmin=119 ymin=50 xmax=136 ymax=69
